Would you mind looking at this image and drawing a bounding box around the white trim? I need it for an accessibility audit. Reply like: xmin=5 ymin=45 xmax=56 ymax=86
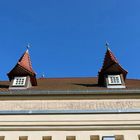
xmin=107 ymin=85 xmax=126 ymax=88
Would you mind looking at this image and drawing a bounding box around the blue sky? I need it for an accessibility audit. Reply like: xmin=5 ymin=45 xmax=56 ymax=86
xmin=0 ymin=0 xmax=140 ymax=80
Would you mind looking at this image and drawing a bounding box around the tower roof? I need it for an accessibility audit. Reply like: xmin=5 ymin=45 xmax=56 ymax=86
xmin=18 ymin=49 xmax=35 ymax=74
xmin=7 ymin=49 xmax=37 ymax=86
xmin=98 ymin=47 xmax=128 ymax=86
xmin=101 ymin=48 xmax=119 ymax=71
xmin=100 ymin=47 xmax=128 ymax=74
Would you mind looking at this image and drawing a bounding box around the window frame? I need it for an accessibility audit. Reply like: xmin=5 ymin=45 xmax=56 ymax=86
xmin=12 ymin=77 xmax=27 ymax=87
xmin=108 ymin=75 xmax=122 ymax=85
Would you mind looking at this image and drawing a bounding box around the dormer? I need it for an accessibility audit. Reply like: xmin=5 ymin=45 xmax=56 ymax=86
xmin=7 ymin=49 xmax=37 ymax=90
xmin=98 ymin=44 xmax=128 ymax=88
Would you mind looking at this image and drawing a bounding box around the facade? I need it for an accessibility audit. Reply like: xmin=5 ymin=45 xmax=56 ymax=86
xmin=0 ymin=47 xmax=139 ymax=140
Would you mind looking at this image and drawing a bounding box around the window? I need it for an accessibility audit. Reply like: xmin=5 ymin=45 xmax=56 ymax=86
xmin=19 ymin=136 xmax=28 ymax=140
xmin=42 ymin=136 xmax=52 ymax=140
xmin=90 ymin=135 xmax=99 ymax=140
xmin=66 ymin=136 xmax=76 ymax=140
xmin=115 ymin=135 xmax=124 ymax=140
xmin=0 ymin=136 xmax=4 ymax=140
xmin=102 ymin=136 xmax=115 ymax=140
xmin=13 ymin=77 xmax=26 ymax=86
xmin=108 ymin=75 xmax=122 ymax=85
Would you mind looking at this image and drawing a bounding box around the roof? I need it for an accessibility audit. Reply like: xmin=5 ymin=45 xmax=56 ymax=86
xmin=7 ymin=49 xmax=37 ymax=86
xmin=0 ymin=77 xmax=140 ymax=92
xmin=8 ymin=49 xmax=36 ymax=75
xmin=18 ymin=49 xmax=35 ymax=74
xmin=98 ymin=47 xmax=128 ymax=85
xmin=100 ymin=48 xmax=128 ymax=74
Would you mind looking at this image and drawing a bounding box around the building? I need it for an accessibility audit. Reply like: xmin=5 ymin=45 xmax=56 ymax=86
xmin=0 ymin=46 xmax=139 ymax=140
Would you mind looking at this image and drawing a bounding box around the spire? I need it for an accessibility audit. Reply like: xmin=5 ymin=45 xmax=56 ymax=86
xmin=18 ymin=48 xmax=35 ymax=74
xmin=100 ymin=45 xmax=127 ymax=73
xmin=98 ymin=43 xmax=128 ymax=86
xmin=7 ymin=47 xmax=37 ymax=86
xmin=102 ymin=46 xmax=118 ymax=71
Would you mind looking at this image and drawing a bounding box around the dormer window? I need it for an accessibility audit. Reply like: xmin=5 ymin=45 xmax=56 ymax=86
xmin=13 ymin=77 xmax=27 ymax=86
xmin=7 ymin=48 xmax=37 ymax=90
xmin=106 ymin=74 xmax=126 ymax=88
xmin=9 ymin=76 xmax=32 ymax=90
xmin=98 ymin=44 xmax=128 ymax=88
xmin=108 ymin=75 xmax=122 ymax=85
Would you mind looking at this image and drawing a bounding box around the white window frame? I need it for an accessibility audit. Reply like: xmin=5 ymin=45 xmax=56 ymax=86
xmin=108 ymin=75 xmax=122 ymax=85
xmin=102 ymin=136 xmax=115 ymax=140
xmin=13 ymin=77 xmax=27 ymax=86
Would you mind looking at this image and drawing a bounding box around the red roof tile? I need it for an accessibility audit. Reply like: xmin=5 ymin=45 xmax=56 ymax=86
xmin=18 ymin=49 xmax=35 ymax=74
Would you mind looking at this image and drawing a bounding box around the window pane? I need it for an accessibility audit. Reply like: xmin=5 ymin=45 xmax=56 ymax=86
xmin=102 ymin=136 xmax=115 ymax=140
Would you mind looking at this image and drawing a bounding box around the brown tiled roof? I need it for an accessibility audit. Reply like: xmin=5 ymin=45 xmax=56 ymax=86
xmin=0 ymin=77 xmax=140 ymax=92
xmin=31 ymin=78 xmax=140 ymax=90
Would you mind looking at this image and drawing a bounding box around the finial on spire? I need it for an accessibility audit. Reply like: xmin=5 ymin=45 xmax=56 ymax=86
xmin=25 ymin=43 xmax=31 ymax=53
xmin=105 ymin=41 xmax=110 ymax=50
xmin=26 ymin=43 xmax=31 ymax=50
xmin=42 ymin=73 xmax=45 ymax=78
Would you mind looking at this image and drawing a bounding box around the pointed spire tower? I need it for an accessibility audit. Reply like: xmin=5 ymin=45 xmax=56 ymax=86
xmin=98 ymin=43 xmax=128 ymax=87
xmin=18 ymin=49 xmax=35 ymax=74
xmin=7 ymin=48 xmax=37 ymax=87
